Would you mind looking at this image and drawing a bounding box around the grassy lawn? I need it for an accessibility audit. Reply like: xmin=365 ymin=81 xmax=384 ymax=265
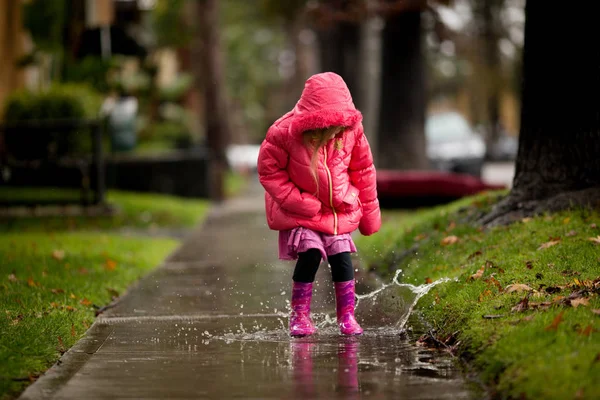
xmin=356 ymin=193 xmax=600 ymax=399
xmin=0 ymin=186 xmax=219 ymax=399
xmin=0 ymin=189 xmax=211 ymax=233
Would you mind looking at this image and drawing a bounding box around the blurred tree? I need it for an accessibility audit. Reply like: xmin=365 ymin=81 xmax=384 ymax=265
xmin=472 ymin=0 xmax=504 ymax=148
xmin=21 ymin=0 xmax=68 ymax=82
xmin=194 ymin=0 xmax=230 ymax=202
xmin=261 ymin=0 xmax=313 ymax=106
xmin=151 ymin=0 xmax=192 ymax=48
xmin=481 ymin=0 xmax=600 ymax=225
xmin=377 ymin=0 xmax=429 ymax=170
xmin=312 ymin=0 xmax=362 ymax=104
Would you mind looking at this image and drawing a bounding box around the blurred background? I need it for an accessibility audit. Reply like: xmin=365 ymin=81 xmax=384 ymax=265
xmin=0 ymin=0 xmax=522 ymax=206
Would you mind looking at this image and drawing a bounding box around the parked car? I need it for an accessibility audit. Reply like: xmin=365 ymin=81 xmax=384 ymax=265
xmin=486 ymin=130 xmax=518 ymax=161
xmin=425 ymin=111 xmax=486 ymax=177
xmin=226 ymin=144 xmax=260 ymax=172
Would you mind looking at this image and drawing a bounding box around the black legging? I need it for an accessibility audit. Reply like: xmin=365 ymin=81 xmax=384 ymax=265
xmin=292 ymin=249 xmax=354 ymax=283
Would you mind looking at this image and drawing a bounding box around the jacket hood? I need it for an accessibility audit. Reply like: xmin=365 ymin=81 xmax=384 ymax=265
xmin=289 ymin=72 xmax=362 ymax=135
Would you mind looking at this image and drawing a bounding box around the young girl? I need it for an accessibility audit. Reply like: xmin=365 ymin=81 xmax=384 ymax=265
xmin=257 ymin=72 xmax=381 ymax=337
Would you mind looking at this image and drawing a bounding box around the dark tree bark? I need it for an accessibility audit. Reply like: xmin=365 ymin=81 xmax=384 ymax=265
xmin=377 ymin=10 xmax=428 ymax=170
xmin=317 ymin=21 xmax=361 ymax=104
xmin=481 ymin=0 xmax=502 ymax=149
xmin=195 ymin=0 xmax=230 ymax=202
xmin=481 ymin=0 xmax=600 ymax=226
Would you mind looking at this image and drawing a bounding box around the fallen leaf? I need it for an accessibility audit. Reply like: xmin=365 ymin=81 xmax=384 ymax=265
xmin=561 ymin=270 xmax=580 ymax=277
xmin=485 ymin=276 xmax=503 ymax=292
xmin=511 ymin=295 xmax=529 ymax=312
xmin=523 ymin=314 xmax=535 ymax=322
xmin=51 ymin=288 xmax=65 ymax=294
xmin=570 ymin=298 xmax=589 ymax=308
xmin=505 ymin=284 xmax=533 ymax=293
xmin=414 ymin=233 xmax=427 ymax=241
xmin=11 ymin=314 xmax=23 ymax=325
xmin=27 ymin=277 xmax=37 ymax=287
xmin=578 ymin=325 xmax=594 ymax=337
xmin=447 ymin=221 xmax=456 ymax=231
xmin=592 ymin=309 xmax=600 ymax=315
xmin=563 ymin=217 xmax=571 ymax=224
xmin=566 ymin=230 xmax=578 ymax=237
xmin=538 ymin=239 xmax=561 ymax=250
xmin=545 ymin=312 xmax=564 ymax=331
xmin=525 ymin=260 xmax=533 ymax=269
xmin=80 ymin=298 xmax=92 ymax=307
xmin=441 ymin=235 xmax=459 ymax=246
xmin=482 ymin=314 xmax=504 ymax=319
xmin=425 ymin=277 xmax=433 ymax=284
xmin=70 ymin=293 xmax=77 ymax=299
xmin=588 ymin=236 xmax=600 ymax=244
xmin=545 ymin=286 xmax=561 ymax=294
xmin=57 ymin=336 xmax=65 ymax=353
xmin=70 ymin=324 xmax=76 ymax=337
xmin=8 ymin=274 xmax=18 ymax=282
xmin=104 ymin=259 xmax=117 ymax=271
xmin=591 ymin=223 xmax=598 ymax=229
xmin=50 ymin=302 xmax=59 ymax=308
xmin=468 ymin=266 xmax=485 ymax=281
xmin=434 ymin=292 xmax=441 ymax=305
xmin=51 ymin=250 xmax=65 ymax=261
xmin=521 ymin=217 xmax=532 ymax=223
xmin=478 ymin=289 xmax=493 ymax=302
xmin=64 ymin=306 xmax=76 ymax=312
xmin=467 ymin=250 xmax=483 ymax=260
xmin=529 ymin=301 xmax=552 ymax=310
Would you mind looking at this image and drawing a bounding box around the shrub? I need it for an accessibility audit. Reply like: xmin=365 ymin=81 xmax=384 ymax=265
xmin=2 ymin=84 xmax=103 ymax=159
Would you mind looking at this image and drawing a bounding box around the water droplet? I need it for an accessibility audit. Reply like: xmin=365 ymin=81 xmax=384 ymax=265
xmin=280 ymin=291 xmax=286 ymax=295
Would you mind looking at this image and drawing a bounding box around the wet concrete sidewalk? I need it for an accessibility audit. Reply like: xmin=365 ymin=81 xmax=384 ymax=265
xmin=20 ymin=178 xmax=470 ymax=399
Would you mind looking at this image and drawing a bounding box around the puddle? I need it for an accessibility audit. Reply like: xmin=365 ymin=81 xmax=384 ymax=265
xmin=201 ymin=270 xmax=453 ymax=344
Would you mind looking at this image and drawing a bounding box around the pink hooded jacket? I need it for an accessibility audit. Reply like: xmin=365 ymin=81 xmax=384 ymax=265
xmin=257 ymin=72 xmax=381 ymax=236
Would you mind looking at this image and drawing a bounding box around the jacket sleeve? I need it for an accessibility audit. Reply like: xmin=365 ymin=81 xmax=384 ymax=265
xmin=257 ymin=129 xmax=321 ymax=218
xmin=348 ymin=126 xmax=381 ymax=236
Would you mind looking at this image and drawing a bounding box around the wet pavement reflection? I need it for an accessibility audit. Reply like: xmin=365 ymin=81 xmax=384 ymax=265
xmin=21 ymin=179 xmax=470 ymax=399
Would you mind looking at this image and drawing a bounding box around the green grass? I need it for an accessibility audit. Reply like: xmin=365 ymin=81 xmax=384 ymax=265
xmin=356 ymin=194 xmax=600 ymax=399
xmin=225 ymin=170 xmax=249 ymax=198
xmin=0 ymin=186 xmax=217 ymax=399
xmin=0 ymin=233 xmax=178 ymax=399
xmin=0 ymin=188 xmax=210 ymax=233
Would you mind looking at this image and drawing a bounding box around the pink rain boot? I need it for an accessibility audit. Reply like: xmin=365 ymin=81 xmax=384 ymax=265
xmin=289 ymin=281 xmax=317 ymax=337
xmin=334 ymin=280 xmax=363 ymax=335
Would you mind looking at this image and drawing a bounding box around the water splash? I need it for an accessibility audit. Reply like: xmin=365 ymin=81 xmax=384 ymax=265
xmin=356 ymin=269 xmax=453 ymax=331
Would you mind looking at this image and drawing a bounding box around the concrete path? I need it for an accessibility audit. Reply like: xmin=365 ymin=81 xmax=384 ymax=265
xmin=19 ymin=177 xmax=469 ymax=399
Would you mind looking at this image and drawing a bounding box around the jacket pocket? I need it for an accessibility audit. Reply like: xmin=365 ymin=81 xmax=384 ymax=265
xmin=342 ymin=186 xmax=360 ymax=212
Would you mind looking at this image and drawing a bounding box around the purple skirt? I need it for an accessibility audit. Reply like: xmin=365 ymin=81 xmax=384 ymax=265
xmin=278 ymin=227 xmax=357 ymax=261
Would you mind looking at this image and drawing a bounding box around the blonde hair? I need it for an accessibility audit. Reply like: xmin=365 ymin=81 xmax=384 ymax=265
xmin=302 ymin=126 xmax=344 ymax=195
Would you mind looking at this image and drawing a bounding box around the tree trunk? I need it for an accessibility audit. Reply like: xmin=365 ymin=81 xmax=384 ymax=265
xmin=357 ymin=0 xmax=382 ymax=165
xmin=481 ymin=0 xmax=502 ymax=150
xmin=481 ymin=0 xmax=600 ymax=226
xmin=317 ymin=22 xmax=361 ymax=104
xmin=195 ymin=0 xmax=230 ymax=202
xmin=377 ymin=10 xmax=428 ymax=170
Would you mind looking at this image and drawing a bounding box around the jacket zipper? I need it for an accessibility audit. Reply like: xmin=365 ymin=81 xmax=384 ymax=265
xmin=323 ymin=147 xmax=338 ymax=235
